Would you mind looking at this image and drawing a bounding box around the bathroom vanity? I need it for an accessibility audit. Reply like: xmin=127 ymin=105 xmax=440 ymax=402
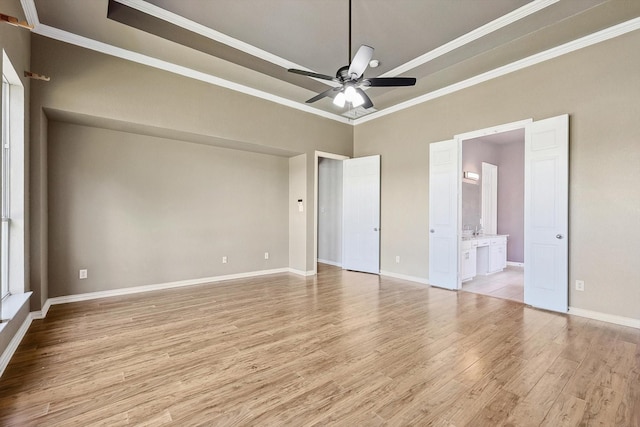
xmin=461 ymin=235 xmax=508 ymax=281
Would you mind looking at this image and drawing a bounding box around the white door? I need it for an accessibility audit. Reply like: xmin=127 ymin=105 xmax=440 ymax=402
xmin=481 ymin=162 xmax=498 ymax=235
xmin=342 ymin=155 xmax=380 ymax=274
xmin=429 ymin=140 xmax=459 ymax=290
xmin=524 ymin=114 xmax=569 ymax=312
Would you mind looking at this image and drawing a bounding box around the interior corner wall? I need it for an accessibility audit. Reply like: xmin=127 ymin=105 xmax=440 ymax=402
xmin=29 ymin=35 xmax=352 ymax=305
xmin=354 ymin=30 xmax=640 ymax=320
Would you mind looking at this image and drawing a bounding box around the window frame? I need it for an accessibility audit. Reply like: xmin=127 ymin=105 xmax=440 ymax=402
xmin=0 ymin=49 xmax=27 ymax=321
xmin=1 ymin=74 xmax=9 ymax=301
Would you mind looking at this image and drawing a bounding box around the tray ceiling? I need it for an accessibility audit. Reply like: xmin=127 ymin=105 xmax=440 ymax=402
xmin=26 ymin=0 xmax=640 ymax=123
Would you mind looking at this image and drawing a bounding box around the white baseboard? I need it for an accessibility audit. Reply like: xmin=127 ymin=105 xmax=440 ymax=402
xmin=0 ymin=312 xmax=34 ymax=377
xmin=568 ymin=307 xmax=640 ymax=329
xmin=288 ymin=268 xmax=316 ymax=277
xmin=317 ymin=259 xmax=342 ymax=268
xmin=380 ymin=270 xmax=430 ymax=286
xmin=45 ymin=268 xmax=290 ymax=306
xmin=507 ymin=262 xmax=525 ymax=268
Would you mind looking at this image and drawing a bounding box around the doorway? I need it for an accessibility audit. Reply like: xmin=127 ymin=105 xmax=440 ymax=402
xmin=317 ymin=157 xmax=344 ymax=268
xmin=314 ymin=152 xmax=381 ymax=275
xmin=428 ymin=115 xmax=569 ymax=313
xmin=460 ymin=129 xmax=525 ymax=303
xmin=314 ymin=151 xmax=349 ymax=274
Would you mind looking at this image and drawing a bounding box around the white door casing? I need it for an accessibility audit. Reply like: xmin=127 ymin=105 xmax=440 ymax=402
xmin=429 ymin=140 xmax=459 ymax=290
xmin=342 ymin=155 xmax=380 ymax=274
xmin=524 ymin=114 xmax=569 ymax=312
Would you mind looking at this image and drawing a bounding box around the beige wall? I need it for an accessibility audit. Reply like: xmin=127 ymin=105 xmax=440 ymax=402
xmin=354 ymin=30 xmax=640 ymax=320
xmin=48 ymin=121 xmax=290 ymax=296
xmin=288 ymin=154 xmax=307 ymax=273
xmin=30 ymin=36 xmax=352 ymax=307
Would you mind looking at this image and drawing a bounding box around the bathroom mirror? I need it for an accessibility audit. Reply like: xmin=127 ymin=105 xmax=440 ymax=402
xmin=462 ymin=181 xmax=481 ymax=231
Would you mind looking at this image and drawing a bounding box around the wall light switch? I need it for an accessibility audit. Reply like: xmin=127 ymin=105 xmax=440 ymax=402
xmin=79 ymin=269 xmax=88 ymax=279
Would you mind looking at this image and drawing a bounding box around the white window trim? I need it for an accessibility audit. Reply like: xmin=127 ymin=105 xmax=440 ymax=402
xmin=1 ymin=50 xmax=27 ymax=321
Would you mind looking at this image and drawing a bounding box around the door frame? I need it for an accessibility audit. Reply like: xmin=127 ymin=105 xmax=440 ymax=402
xmin=453 ymin=119 xmax=532 ymax=289
xmin=313 ymin=150 xmax=349 ymax=275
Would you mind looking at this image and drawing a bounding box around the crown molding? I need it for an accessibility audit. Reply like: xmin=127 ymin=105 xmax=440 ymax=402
xmin=354 ymin=17 xmax=640 ymax=125
xmin=379 ymin=0 xmax=559 ymax=78
xmin=19 ymin=0 xmax=39 ymax=26
xmin=19 ymin=0 xmax=351 ymax=124
xmin=38 ymin=23 xmax=353 ymax=125
xmin=18 ymin=1 xmax=640 ymax=127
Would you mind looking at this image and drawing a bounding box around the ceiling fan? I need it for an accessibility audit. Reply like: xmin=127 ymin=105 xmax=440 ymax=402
xmin=287 ymin=1 xmax=416 ymax=109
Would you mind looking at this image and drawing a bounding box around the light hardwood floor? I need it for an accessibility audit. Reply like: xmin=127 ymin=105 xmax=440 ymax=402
xmin=1 ymin=264 xmax=639 ymax=426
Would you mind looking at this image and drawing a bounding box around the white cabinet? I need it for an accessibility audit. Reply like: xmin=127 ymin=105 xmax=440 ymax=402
xmin=486 ymin=236 xmax=507 ymax=274
xmin=461 ymin=235 xmax=508 ymax=280
xmin=461 ymin=241 xmax=477 ymax=281
xmin=475 ymin=238 xmax=491 ymax=276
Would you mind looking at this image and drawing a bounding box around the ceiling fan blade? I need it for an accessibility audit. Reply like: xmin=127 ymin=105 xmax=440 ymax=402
xmin=306 ymin=87 xmax=341 ymax=103
xmin=356 ymin=88 xmax=374 ymax=109
xmin=288 ymin=68 xmax=337 ymax=82
xmin=348 ymin=45 xmax=374 ymax=79
xmin=363 ymin=77 xmax=417 ymax=87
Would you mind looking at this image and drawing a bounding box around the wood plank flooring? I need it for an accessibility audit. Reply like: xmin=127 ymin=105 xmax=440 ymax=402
xmin=1 ymin=264 xmax=638 ymax=426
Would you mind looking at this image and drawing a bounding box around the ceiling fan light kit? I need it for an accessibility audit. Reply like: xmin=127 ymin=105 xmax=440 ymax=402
xmin=287 ymin=1 xmax=415 ymax=111
xmin=334 ymin=85 xmax=364 ymax=108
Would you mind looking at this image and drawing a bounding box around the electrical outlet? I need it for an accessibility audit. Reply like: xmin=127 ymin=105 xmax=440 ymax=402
xmin=222 ymin=256 xmax=227 ymax=264
xmin=264 ymin=252 xmax=269 ymax=260
xmin=575 ymin=280 xmax=585 ymax=291
xmin=395 ymin=255 xmax=400 ymax=264
xmin=79 ymin=269 xmax=88 ymax=279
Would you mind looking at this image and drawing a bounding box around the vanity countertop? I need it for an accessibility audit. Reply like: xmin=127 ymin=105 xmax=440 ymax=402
xmin=461 ymin=234 xmax=509 ymax=241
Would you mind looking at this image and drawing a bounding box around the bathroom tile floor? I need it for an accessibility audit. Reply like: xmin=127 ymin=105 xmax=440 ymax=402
xmin=461 ymin=265 xmax=524 ymax=303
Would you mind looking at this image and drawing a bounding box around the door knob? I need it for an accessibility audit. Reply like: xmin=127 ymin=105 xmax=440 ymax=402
xmin=555 ymin=234 xmax=563 ymax=239
xmin=374 ymin=228 xmax=378 ymax=231
xmin=430 ymin=229 xmax=435 ymax=233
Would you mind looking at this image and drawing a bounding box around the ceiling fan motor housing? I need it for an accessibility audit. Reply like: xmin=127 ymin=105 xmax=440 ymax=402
xmin=336 ymin=65 xmax=351 ymax=82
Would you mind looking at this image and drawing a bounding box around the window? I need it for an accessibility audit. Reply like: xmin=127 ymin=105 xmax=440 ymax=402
xmin=1 ymin=74 xmax=9 ymax=301
xmin=0 ymin=50 xmax=26 ymax=321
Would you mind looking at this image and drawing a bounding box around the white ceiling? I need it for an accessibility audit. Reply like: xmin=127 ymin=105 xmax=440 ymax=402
xmin=24 ymin=0 xmax=640 ymax=123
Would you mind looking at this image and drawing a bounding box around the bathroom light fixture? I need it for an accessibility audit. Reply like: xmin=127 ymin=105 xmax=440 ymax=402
xmin=464 ymin=171 xmax=480 ymax=181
